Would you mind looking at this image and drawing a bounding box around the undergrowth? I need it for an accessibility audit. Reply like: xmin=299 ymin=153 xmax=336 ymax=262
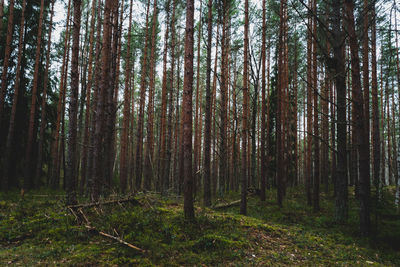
xmin=0 ymin=187 xmax=399 ymax=266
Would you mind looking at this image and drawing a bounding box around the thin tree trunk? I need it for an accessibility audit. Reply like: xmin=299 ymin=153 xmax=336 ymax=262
xmin=260 ymin=0 xmax=267 ymax=201
xmin=332 ymin=0 xmax=348 ymax=223
xmin=203 ymin=0 xmax=213 ymax=207
xmin=144 ymin=0 xmax=158 ymax=191
xmin=0 ymin=0 xmax=15 ymax=121
xmin=24 ymin=0 xmax=46 ymax=189
xmin=135 ymin=0 xmax=151 ymax=190
xmin=35 ymin=0 xmax=55 ymax=184
xmin=183 ymin=0 xmax=195 ymax=220
xmin=66 ymin=0 xmax=82 ymax=206
xmin=241 ymin=0 xmax=249 ymax=215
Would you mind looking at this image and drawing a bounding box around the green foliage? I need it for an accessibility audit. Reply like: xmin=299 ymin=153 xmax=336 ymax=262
xmin=0 ymin=189 xmax=399 ymax=266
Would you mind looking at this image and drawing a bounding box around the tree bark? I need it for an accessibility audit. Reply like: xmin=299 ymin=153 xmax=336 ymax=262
xmin=1 ymin=0 xmax=26 ymax=190
xmin=24 ymin=0 xmax=46 ymax=190
xmin=0 ymin=0 xmax=15 ymax=121
xmin=183 ymin=0 xmax=195 ymax=220
xmin=241 ymin=0 xmax=249 ymax=215
xmin=66 ymin=0 xmax=82 ymax=206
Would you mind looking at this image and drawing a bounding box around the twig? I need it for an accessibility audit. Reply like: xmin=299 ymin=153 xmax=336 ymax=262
xmin=85 ymin=225 xmax=145 ymax=253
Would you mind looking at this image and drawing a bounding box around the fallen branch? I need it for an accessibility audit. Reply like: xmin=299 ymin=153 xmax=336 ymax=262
xmin=212 ymin=199 xmax=242 ymax=210
xmin=212 ymin=193 xmax=255 ymax=210
xmin=85 ymin=225 xmax=145 ymax=253
xmin=67 ymin=197 xmax=140 ymax=209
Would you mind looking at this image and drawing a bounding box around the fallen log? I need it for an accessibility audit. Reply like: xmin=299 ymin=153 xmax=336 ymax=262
xmin=212 ymin=199 xmax=242 ymax=210
xmin=67 ymin=196 xmax=140 ymax=209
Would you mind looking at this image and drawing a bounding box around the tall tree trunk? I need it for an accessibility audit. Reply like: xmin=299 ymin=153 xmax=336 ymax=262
xmin=158 ymin=0 xmax=170 ymax=194
xmin=332 ymin=0 xmax=348 ymax=223
xmin=120 ymin=0 xmax=134 ymax=193
xmin=371 ymin=1 xmax=380 ymax=203
xmin=50 ymin=0 xmax=72 ymax=189
xmin=35 ymin=0 xmax=55 ymax=184
xmin=260 ymin=0 xmax=267 ymax=201
xmin=80 ymin=0 xmax=97 ymax=194
xmin=144 ymin=0 xmax=158 ymax=191
xmin=1 ymin=0 xmax=26 ymax=190
xmin=240 ymin=0 xmax=249 ymax=215
xmin=312 ymin=0 xmax=319 ymax=212
xmin=92 ymin=0 xmax=113 ymax=200
xmin=66 ymin=0 xmax=82 ymax=206
xmin=203 ymin=0 xmax=213 ymax=207
xmin=163 ymin=0 xmax=177 ymax=194
xmin=193 ymin=0 xmax=202 ymax=196
xmin=0 ymin=0 xmax=15 ymax=121
xmin=344 ymin=0 xmax=370 ymax=236
xmin=306 ymin=0 xmax=313 ymax=206
xmin=135 ymin=0 xmax=151 ymax=190
xmin=219 ymin=0 xmax=229 ymax=196
xmin=183 ymin=0 xmax=195 ymax=220
xmin=24 ymin=0 xmax=46 ymax=190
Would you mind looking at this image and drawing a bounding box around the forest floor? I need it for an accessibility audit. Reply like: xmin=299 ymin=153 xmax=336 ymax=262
xmin=1 ymin=187 xmax=400 ymax=266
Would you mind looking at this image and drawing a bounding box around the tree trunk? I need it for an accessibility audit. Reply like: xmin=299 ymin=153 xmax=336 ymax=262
xmin=332 ymin=0 xmax=348 ymax=223
xmin=203 ymin=0 xmax=213 ymax=207
xmin=66 ymin=0 xmax=82 ymax=206
xmin=144 ymin=0 xmax=158 ymax=191
xmin=183 ymin=0 xmax=195 ymax=220
xmin=92 ymin=0 xmax=113 ymax=200
xmin=24 ymin=0 xmax=46 ymax=190
xmin=120 ymin=0 xmax=134 ymax=193
xmin=1 ymin=0 xmax=26 ymax=190
xmin=344 ymin=0 xmax=370 ymax=236
xmin=0 ymin=0 xmax=15 ymax=121
xmin=241 ymin=0 xmax=249 ymax=215
xmin=35 ymin=0 xmax=55 ymax=185
xmin=135 ymin=0 xmax=151 ymax=190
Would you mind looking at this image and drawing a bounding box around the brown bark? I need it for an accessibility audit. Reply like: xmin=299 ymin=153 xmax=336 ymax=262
xmin=183 ymin=0 xmax=195 ymax=220
xmin=240 ymin=0 xmax=249 ymax=215
xmin=158 ymin=1 xmax=170 ymax=194
xmin=312 ymin=0 xmax=319 ymax=212
xmin=0 ymin=0 xmax=14 ymax=120
xmin=203 ymin=0 xmax=213 ymax=207
xmin=332 ymin=0 xmax=348 ymax=223
xmin=306 ymin=0 xmax=313 ymax=206
xmin=163 ymin=0 xmax=176 ymax=194
xmin=80 ymin=0 xmax=97 ymax=194
xmin=92 ymin=0 xmax=113 ymax=200
xmin=1 ymin=0 xmax=26 ymax=190
xmin=24 ymin=0 xmax=46 ymax=189
xmin=144 ymin=0 xmax=158 ymax=191
xmin=120 ymin=0 xmax=134 ymax=193
xmin=344 ymin=0 xmax=370 ymax=236
xmin=35 ymin=0 xmax=55 ymax=184
xmin=193 ymin=0 xmax=202 ymax=196
xmin=260 ymin=0 xmax=267 ymax=201
xmin=135 ymin=0 xmax=151 ymax=190
xmin=65 ymin=0 xmax=82 ymax=205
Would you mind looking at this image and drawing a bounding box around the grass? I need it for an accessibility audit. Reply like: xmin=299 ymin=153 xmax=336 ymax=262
xmin=0 ymin=187 xmax=399 ymax=266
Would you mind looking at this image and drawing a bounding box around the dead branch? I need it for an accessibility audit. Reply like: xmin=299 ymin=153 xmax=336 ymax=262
xmin=67 ymin=197 xmax=140 ymax=209
xmin=85 ymin=225 xmax=145 ymax=253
